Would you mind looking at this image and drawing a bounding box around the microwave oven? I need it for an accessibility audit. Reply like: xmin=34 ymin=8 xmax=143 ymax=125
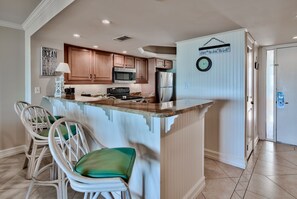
xmin=113 ymin=67 xmax=136 ymax=83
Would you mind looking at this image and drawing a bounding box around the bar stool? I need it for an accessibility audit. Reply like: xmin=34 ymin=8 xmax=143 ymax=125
xmin=20 ymin=105 xmax=66 ymax=199
xmin=14 ymin=101 xmax=31 ymax=171
xmin=14 ymin=101 xmax=64 ymax=179
xmin=48 ymin=118 xmax=136 ymax=199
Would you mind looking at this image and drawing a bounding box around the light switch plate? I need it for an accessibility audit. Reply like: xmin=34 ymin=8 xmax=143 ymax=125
xmin=34 ymin=87 xmax=41 ymax=94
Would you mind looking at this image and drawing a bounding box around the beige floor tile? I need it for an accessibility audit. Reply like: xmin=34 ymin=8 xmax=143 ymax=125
xmin=254 ymin=159 xmax=297 ymax=176
xmin=236 ymin=190 xmax=245 ymax=198
xmin=230 ymin=177 xmax=240 ymax=183
xmin=235 ymin=181 xmax=249 ymax=191
xmin=202 ymin=178 xmax=236 ymax=199
xmin=204 ymin=158 xmax=228 ymax=179
xmin=196 ymin=192 xmax=206 ymax=199
xmin=257 ymin=151 xmax=297 ymax=170
xmin=239 ymin=174 xmax=251 ymax=182
xmin=261 ymin=142 xmax=295 ymax=153
xmin=267 ymin=175 xmax=297 ymax=198
xmin=247 ymin=174 xmax=294 ymax=199
xmin=275 ymin=151 xmax=297 ymax=166
xmin=215 ymin=161 xmax=243 ymax=178
xmin=244 ymin=191 xmax=268 ymax=199
xmin=231 ymin=192 xmax=242 ymax=199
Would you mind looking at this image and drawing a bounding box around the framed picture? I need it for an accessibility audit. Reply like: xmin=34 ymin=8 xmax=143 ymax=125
xmin=41 ymin=47 xmax=58 ymax=76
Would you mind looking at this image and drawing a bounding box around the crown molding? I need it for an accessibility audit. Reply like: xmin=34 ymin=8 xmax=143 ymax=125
xmin=22 ymin=0 xmax=75 ymax=36
xmin=0 ymin=20 xmax=23 ymax=30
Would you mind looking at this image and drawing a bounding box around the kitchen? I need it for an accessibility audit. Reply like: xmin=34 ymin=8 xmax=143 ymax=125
xmin=1 ymin=0 xmax=297 ymax=198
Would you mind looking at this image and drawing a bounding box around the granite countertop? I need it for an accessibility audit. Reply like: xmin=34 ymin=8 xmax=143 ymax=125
xmin=45 ymin=96 xmax=213 ymax=117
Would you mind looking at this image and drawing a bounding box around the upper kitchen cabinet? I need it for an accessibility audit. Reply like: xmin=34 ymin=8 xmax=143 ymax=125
xmin=64 ymin=44 xmax=113 ymax=84
xmin=93 ymin=51 xmax=113 ymax=83
xmin=153 ymin=58 xmax=173 ymax=69
xmin=65 ymin=45 xmax=93 ymax=82
xmin=135 ymin=58 xmax=148 ymax=83
xmin=113 ymin=54 xmax=135 ymax=68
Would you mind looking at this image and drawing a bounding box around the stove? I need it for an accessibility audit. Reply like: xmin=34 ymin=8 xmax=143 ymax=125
xmin=107 ymin=87 xmax=143 ymax=101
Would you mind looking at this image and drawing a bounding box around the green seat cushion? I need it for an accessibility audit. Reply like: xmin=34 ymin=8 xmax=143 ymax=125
xmin=48 ymin=115 xmax=64 ymax=124
xmin=39 ymin=125 xmax=76 ymax=140
xmin=74 ymin=148 xmax=136 ymax=182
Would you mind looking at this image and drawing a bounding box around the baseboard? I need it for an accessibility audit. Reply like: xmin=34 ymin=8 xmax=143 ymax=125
xmin=183 ymin=176 xmax=205 ymax=199
xmin=205 ymin=148 xmax=246 ymax=169
xmin=254 ymin=136 xmax=259 ymax=146
xmin=0 ymin=145 xmax=26 ymax=159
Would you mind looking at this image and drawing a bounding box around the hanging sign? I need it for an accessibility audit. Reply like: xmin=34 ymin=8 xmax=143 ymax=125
xmin=199 ymin=37 xmax=231 ymax=56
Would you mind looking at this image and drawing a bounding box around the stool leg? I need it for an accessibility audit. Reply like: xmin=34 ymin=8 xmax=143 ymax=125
xmin=23 ymin=139 xmax=33 ymax=169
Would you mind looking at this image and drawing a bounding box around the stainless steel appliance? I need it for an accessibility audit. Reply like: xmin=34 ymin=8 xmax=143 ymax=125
xmin=156 ymin=71 xmax=174 ymax=102
xmin=113 ymin=67 xmax=136 ymax=84
xmin=107 ymin=87 xmax=143 ymax=101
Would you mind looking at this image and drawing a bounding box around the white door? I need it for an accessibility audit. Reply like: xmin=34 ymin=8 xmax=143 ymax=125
xmin=276 ymin=46 xmax=297 ymax=145
xmin=246 ymin=35 xmax=254 ymax=158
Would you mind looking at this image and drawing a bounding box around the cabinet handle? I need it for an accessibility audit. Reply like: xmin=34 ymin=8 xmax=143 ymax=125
xmin=93 ymin=74 xmax=96 ymax=79
xmin=89 ymin=74 xmax=92 ymax=79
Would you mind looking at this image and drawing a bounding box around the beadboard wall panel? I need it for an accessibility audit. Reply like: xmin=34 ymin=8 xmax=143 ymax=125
xmin=176 ymin=29 xmax=246 ymax=168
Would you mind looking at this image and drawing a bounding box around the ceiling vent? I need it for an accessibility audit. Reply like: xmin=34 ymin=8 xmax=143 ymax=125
xmin=113 ymin=35 xmax=131 ymax=42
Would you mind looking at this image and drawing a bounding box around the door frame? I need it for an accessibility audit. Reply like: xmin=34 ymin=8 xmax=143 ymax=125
xmin=245 ymin=33 xmax=255 ymax=159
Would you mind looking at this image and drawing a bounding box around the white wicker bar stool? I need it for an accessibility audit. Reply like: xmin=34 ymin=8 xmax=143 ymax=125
xmin=14 ymin=101 xmax=31 ymax=173
xmin=20 ymin=105 xmax=66 ymax=199
xmin=48 ymin=118 xmax=136 ymax=199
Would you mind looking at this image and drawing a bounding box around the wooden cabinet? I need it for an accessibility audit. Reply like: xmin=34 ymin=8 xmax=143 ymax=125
xmin=66 ymin=46 xmax=93 ymax=82
xmin=135 ymin=58 xmax=148 ymax=83
xmin=155 ymin=58 xmax=173 ymax=69
xmin=93 ymin=51 xmax=113 ymax=83
xmin=164 ymin=60 xmax=173 ymax=69
xmin=113 ymin=54 xmax=135 ymax=68
xmin=64 ymin=44 xmax=113 ymax=84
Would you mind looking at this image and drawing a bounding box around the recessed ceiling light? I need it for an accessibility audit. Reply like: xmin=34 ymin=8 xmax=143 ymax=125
xmin=293 ymin=36 xmax=297 ymax=39
xmin=122 ymin=51 xmax=127 ymax=54
xmin=93 ymin=45 xmax=98 ymax=48
xmin=73 ymin=34 xmax=80 ymax=38
xmin=102 ymin=19 xmax=111 ymax=24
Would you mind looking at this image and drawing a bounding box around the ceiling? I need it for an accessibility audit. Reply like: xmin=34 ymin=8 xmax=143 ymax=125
xmin=2 ymin=0 xmax=297 ymax=58
xmin=0 ymin=0 xmax=41 ymax=25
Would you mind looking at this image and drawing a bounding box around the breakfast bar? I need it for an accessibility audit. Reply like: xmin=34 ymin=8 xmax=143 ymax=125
xmin=44 ymin=96 xmax=213 ymax=199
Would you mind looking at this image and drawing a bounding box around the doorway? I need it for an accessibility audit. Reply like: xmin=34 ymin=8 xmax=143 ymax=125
xmin=246 ymin=35 xmax=254 ymax=158
xmin=266 ymin=46 xmax=297 ymax=145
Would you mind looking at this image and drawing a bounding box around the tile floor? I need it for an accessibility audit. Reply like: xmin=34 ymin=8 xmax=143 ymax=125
xmin=1 ymin=141 xmax=297 ymax=199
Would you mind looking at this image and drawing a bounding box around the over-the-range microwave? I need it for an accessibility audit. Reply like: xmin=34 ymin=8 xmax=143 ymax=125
xmin=113 ymin=67 xmax=136 ymax=84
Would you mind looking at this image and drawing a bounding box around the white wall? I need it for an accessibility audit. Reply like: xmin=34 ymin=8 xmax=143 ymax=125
xmin=31 ymin=36 xmax=142 ymax=105
xmin=176 ymin=29 xmax=246 ymax=168
xmin=0 ymin=26 xmax=26 ymax=151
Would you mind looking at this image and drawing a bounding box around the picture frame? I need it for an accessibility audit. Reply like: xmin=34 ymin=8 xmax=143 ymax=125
xmin=41 ymin=47 xmax=58 ymax=76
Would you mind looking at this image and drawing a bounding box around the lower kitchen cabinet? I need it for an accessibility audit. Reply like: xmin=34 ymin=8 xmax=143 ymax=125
xmin=135 ymin=58 xmax=148 ymax=83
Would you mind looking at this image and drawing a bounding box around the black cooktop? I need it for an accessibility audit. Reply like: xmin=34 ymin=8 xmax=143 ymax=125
xmin=107 ymin=87 xmax=142 ymax=100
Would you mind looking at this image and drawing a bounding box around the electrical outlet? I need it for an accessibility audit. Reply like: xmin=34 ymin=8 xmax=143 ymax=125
xmin=34 ymin=87 xmax=41 ymax=94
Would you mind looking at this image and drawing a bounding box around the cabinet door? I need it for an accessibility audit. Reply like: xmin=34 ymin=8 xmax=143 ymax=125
xmin=113 ymin=54 xmax=124 ymax=67
xmin=135 ymin=58 xmax=148 ymax=83
xmin=156 ymin=59 xmax=165 ymax=68
xmin=164 ymin=60 xmax=173 ymax=69
xmin=67 ymin=46 xmax=92 ymax=82
xmin=124 ymin=56 xmax=135 ymax=68
xmin=93 ymin=51 xmax=113 ymax=83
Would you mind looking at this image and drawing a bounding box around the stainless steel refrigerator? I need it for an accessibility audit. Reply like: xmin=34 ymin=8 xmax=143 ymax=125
xmin=156 ymin=71 xmax=174 ymax=102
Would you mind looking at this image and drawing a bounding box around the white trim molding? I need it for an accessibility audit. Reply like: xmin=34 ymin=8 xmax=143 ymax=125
xmin=0 ymin=145 xmax=26 ymax=159
xmin=22 ymin=0 xmax=75 ymax=35
xmin=183 ymin=177 xmax=205 ymax=199
xmin=0 ymin=20 xmax=23 ymax=30
xmin=205 ymin=148 xmax=246 ymax=169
